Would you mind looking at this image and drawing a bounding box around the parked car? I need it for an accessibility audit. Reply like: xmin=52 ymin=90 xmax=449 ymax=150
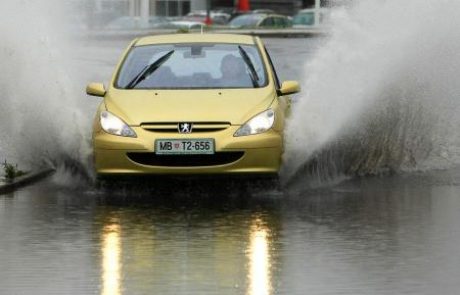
xmin=229 ymin=13 xmax=292 ymax=29
xmin=292 ymin=8 xmax=329 ymax=28
xmin=184 ymin=10 xmax=231 ymax=25
xmin=169 ymin=21 xmax=206 ymax=31
xmin=104 ymin=16 xmax=168 ymax=30
xmin=227 ymin=9 xmax=274 ymax=21
xmin=252 ymin=9 xmax=275 ymax=14
xmin=86 ymin=34 xmax=300 ymax=178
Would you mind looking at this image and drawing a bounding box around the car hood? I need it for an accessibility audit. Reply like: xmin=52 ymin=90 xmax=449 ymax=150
xmin=104 ymin=88 xmax=276 ymax=126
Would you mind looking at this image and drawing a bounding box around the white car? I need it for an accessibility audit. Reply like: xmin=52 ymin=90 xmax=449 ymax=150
xmin=185 ymin=10 xmax=231 ymax=25
xmin=170 ymin=21 xmax=205 ymax=30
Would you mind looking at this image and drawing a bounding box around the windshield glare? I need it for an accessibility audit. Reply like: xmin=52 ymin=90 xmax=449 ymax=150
xmin=116 ymin=43 xmax=267 ymax=89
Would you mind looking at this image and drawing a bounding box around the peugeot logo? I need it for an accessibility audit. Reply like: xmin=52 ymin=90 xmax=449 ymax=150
xmin=178 ymin=122 xmax=193 ymax=134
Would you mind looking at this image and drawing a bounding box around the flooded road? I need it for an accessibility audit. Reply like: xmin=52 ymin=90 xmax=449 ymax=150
xmin=2 ymin=0 xmax=460 ymax=292
xmin=2 ymin=22 xmax=460 ymax=295
xmin=1 ymin=169 xmax=460 ymax=294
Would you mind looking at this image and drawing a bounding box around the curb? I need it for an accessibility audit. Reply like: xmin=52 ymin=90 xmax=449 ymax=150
xmin=0 ymin=168 xmax=55 ymax=195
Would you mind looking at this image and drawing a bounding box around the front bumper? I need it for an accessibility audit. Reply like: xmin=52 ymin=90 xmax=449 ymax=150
xmin=93 ymin=126 xmax=283 ymax=176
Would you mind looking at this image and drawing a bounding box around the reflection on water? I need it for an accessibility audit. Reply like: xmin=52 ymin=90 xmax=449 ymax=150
xmin=101 ymin=220 xmax=122 ymax=295
xmin=248 ymin=217 xmax=272 ymax=295
xmin=94 ymin=202 xmax=279 ymax=295
xmin=2 ymin=172 xmax=460 ymax=294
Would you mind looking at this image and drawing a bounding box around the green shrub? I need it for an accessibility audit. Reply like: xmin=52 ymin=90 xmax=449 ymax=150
xmin=2 ymin=160 xmax=26 ymax=181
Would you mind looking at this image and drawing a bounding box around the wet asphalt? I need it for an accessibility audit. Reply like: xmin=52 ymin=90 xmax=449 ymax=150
xmin=1 ymin=169 xmax=460 ymax=295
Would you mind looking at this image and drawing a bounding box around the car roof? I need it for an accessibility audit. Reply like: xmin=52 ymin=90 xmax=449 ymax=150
xmin=135 ymin=33 xmax=256 ymax=46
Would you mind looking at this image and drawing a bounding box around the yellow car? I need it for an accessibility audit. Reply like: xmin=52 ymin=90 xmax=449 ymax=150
xmin=86 ymin=34 xmax=299 ymax=178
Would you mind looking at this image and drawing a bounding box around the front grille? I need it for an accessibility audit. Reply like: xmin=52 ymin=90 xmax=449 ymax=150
xmin=140 ymin=122 xmax=231 ymax=133
xmin=127 ymin=152 xmax=244 ymax=167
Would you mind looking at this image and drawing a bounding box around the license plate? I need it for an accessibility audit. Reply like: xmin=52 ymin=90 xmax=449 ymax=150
xmin=155 ymin=139 xmax=215 ymax=155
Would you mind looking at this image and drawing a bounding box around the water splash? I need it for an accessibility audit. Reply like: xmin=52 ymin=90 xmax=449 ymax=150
xmin=283 ymin=0 xmax=460 ymax=185
xmin=0 ymin=1 xmax=92 ymax=182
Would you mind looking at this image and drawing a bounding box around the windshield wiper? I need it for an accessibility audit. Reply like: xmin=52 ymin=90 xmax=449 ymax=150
xmin=238 ymin=46 xmax=259 ymax=88
xmin=125 ymin=50 xmax=175 ymax=89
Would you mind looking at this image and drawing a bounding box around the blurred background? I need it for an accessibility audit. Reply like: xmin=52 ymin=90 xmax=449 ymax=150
xmin=67 ymin=0 xmax=351 ymax=30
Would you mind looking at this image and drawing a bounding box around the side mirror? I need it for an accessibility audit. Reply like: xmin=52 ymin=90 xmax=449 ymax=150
xmin=86 ymin=83 xmax=106 ymax=97
xmin=278 ymin=81 xmax=300 ymax=96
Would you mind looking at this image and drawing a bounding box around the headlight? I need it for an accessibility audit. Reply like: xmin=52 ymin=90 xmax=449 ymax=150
xmin=234 ymin=109 xmax=275 ymax=137
xmin=100 ymin=111 xmax=137 ymax=138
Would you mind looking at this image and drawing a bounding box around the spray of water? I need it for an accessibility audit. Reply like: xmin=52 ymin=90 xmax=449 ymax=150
xmin=0 ymin=1 xmax=92 ymax=183
xmin=283 ymin=0 xmax=460 ymax=186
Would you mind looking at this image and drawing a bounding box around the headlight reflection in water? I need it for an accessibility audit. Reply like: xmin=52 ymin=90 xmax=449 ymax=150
xmin=248 ymin=218 xmax=272 ymax=295
xmin=101 ymin=222 xmax=122 ymax=295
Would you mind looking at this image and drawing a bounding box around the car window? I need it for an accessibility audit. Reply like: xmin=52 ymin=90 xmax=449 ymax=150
xmin=116 ymin=43 xmax=268 ymax=89
xmin=274 ymin=17 xmax=286 ymax=27
xmin=282 ymin=17 xmax=289 ymax=27
xmin=260 ymin=17 xmax=274 ymax=27
xmin=229 ymin=14 xmax=264 ymax=27
xmin=293 ymin=12 xmax=315 ymax=26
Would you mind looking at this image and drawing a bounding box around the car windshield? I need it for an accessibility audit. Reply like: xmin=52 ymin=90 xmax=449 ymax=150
xmin=229 ymin=14 xmax=264 ymax=27
xmin=116 ymin=43 xmax=267 ymax=89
